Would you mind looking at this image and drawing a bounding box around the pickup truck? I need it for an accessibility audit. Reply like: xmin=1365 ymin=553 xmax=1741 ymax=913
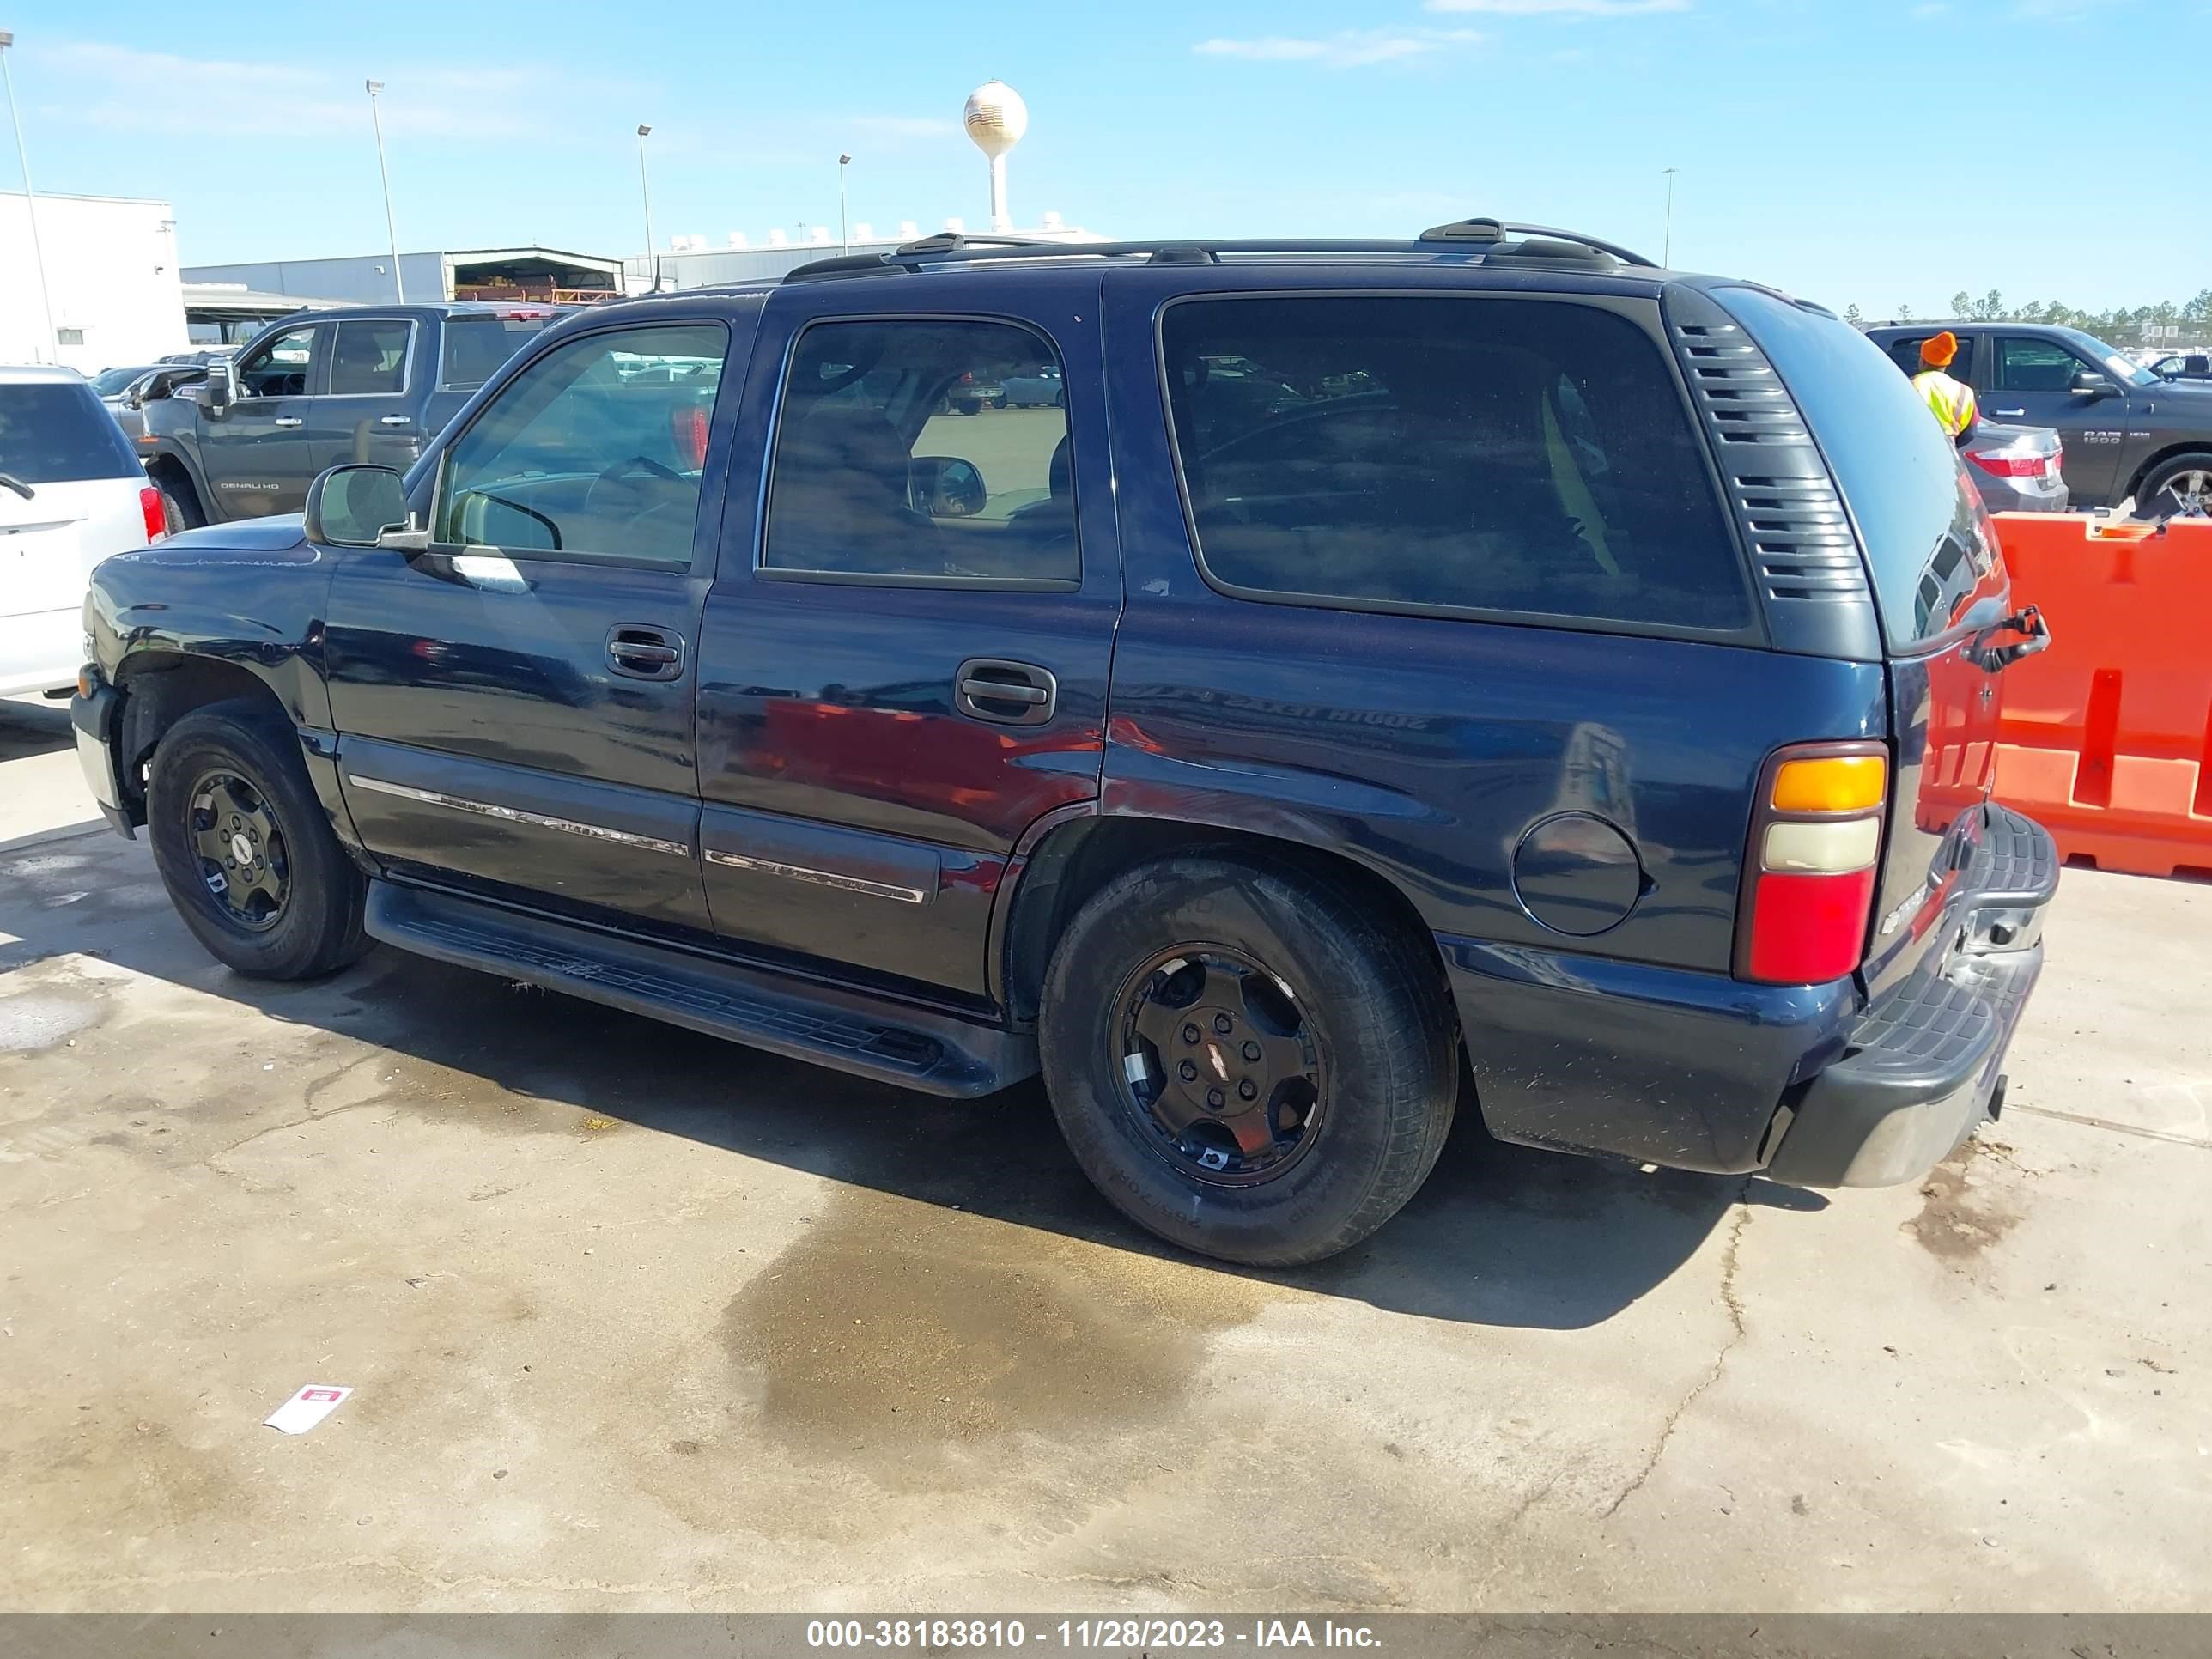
xmin=74 ymin=224 xmax=2057 ymax=1266
xmin=1868 ymin=320 xmax=2212 ymax=518
xmin=141 ymin=303 xmax=562 ymax=532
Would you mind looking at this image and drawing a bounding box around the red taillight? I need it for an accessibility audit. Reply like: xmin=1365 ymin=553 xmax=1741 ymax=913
xmin=139 ymin=484 xmax=166 ymax=544
xmin=670 ymin=405 xmax=708 ymax=470
xmin=1736 ymin=742 xmax=1888 ymax=985
xmin=1967 ymin=450 xmax=2051 ymax=478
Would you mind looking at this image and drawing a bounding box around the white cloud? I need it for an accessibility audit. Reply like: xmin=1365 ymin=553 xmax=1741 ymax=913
xmin=1911 ymin=2 xmax=1948 ymax=16
xmin=35 ymin=40 xmax=578 ymax=140
xmin=1194 ymin=27 xmax=1484 ymax=66
xmin=1425 ymin=0 xmax=1689 ymax=14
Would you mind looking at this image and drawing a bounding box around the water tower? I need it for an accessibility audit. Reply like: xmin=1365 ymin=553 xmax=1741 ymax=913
xmin=963 ymin=81 xmax=1028 ymax=234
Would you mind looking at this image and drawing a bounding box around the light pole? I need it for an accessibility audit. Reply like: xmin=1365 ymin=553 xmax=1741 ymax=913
xmin=0 ymin=32 xmax=58 ymax=362
xmin=838 ymin=153 xmax=851 ymax=255
xmin=365 ymin=79 xmax=404 ymax=301
xmin=636 ymin=125 xmax=655 ymax=285
xmin=1661 ymin=167 xmax=1678 ymax=268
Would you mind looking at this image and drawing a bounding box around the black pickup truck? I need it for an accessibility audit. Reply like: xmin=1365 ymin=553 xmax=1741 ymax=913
xmin=141 ymin=303 xmax=562 ymax=531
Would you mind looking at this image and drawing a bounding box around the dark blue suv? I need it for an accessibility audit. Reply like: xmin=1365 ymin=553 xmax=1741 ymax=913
xmin=73 ymin=221 xmax=2058 ymax=1265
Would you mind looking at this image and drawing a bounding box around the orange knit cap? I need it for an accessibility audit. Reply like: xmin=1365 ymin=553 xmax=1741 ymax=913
xmin=1920 ymin=331 xmax=1960 ymax=368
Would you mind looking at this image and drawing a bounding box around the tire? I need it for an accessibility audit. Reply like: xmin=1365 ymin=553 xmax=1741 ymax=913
xmin=146 ymin=700 xmax=369 ymax=979
xmin=1039 ymin=854 xmax=1457 ymax=1267
xmin=2139 ymin=453 xmax=2212 ymax=519
xmin=155 ymin=475 xmax=205 ymax=532
xmin=1054 ymin=389 xmax=1067 ymax=409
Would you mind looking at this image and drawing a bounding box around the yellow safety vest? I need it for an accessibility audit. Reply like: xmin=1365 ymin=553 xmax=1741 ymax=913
xmin=1913 ymin=369 xmax=1978 ymax=438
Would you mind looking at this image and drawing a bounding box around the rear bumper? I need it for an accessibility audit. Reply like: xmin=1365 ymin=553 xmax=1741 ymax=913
xmin=1765 ymin=802 xmax=2058 ymax=1187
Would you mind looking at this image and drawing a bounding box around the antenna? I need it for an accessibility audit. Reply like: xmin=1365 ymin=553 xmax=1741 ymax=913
xmin=963 ymin=81 xmax=1029 ymax=234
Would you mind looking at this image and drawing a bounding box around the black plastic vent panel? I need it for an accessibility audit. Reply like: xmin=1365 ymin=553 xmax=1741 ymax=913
xmin=1665 ymin=286 xmax=1882 ymax=661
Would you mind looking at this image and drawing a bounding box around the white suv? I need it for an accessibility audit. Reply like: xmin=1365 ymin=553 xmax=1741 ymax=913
xmin=1 ymin=365 xmax=164 ymax=698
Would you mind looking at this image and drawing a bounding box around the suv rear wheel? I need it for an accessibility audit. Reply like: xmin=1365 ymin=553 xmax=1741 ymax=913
xmin=1039 ymin=854 xmax=1457 ymax=1266
xmin=146 ymin=701 xmax=369 ymax=979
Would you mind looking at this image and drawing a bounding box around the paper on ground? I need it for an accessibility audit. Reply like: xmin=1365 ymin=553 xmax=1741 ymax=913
xmin=264 ymin=1384 xmax=353 ymax=1434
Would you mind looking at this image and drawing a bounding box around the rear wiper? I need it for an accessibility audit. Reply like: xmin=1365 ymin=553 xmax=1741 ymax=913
xmin=0 ymin=473 xmax=33 ymax=501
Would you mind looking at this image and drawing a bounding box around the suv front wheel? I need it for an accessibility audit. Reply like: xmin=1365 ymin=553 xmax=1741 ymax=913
xmin=146 ymin=702 xmax=370 ymax=979
xmin=1039 ymin=854 xmax=1458 ymax=1267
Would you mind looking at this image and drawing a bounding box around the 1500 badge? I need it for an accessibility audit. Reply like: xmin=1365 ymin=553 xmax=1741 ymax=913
xmin=2081 ymin=431 xmax=2124 ymax=445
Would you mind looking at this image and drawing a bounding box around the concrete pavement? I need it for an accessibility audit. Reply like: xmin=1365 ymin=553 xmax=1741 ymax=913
xmin=1 ymin=694 xmax=2205 ymax=1613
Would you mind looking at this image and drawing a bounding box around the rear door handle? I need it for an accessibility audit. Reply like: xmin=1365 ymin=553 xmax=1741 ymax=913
xmin=1992 ymin=407 xmax=2026 ymax=418
xmin=273 ymin=417 xmax=304 ymax=428
xmin=955 ymin=658 xmax=1057 ymax=726
xmin=379 ymin=415 xmax=411 ymax=427
xmin=606 ymin=623 xmax=685 ymax=681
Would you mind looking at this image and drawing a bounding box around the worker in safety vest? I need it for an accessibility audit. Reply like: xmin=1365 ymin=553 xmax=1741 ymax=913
xmin=1912 ymin=331 xmax=1978 ymax=444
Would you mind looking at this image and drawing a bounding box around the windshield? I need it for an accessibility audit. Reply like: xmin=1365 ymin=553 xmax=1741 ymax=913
xmin=2060 ymin=329 xmax=2160 ymax=388
xmin=89 ymin=367 xmax=152 ymax=397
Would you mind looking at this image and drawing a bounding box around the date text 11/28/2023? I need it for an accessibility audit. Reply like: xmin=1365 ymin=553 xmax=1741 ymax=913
xmin=805 ymin=1619 xmax=1383 ymax=1650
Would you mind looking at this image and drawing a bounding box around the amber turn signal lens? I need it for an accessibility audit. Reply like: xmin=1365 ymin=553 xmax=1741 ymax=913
xmin=1771 ymin=754 xmax=1887 ymax=814
xmin=76 ymin=667 xmax=97 ymax=700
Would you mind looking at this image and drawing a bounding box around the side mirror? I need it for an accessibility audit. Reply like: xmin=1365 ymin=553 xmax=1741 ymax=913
xmin=2069 ymin=368 xmax=2117 ymax=400
xmin=910 ymin=455 xmax=987 ymax=518
xmin=200 ymin=360 xmax=235 ymax=414
xmin=306 ymin=465 xmax=411 ymax=548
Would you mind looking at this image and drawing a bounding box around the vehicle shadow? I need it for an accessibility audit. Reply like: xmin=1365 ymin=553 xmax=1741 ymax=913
xmin=0 ymin=697 xmax=74 ymax=762
xmin=0 ymin=825 xmax=1820 ymax=1331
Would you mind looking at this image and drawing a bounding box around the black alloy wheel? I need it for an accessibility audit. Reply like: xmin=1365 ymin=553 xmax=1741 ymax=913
xmin=187 ymin=769 xmax=291 ymax=932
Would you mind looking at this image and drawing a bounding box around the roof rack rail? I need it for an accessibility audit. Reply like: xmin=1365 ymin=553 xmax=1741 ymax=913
xmin=781 ymin=221 xmax=1660 ymax=283
xmin=1418 ymin=218 xmax=1657 ymax=269
xmin=896 ymin=230 xmax=1061 ymax=256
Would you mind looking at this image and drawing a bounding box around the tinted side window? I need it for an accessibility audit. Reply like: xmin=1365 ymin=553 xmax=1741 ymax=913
xmin=1995 ymin=337 xmax=2081 ymax=392
xmin=329 ymin=320 xmax=411 ymax=395
xmin=236 ymin=325 xmax=318 ymax=398
xmin=441 ymin=314 xmax=557 ymax=389
xmin=433 ymin=322 xmax=726 ymax=568
xmin=1883 ymin=337 xmax=1929 ymax=375
xmin=0 ymin=382 xmax=142 ymax=483
xmin=763 ymin=318 xmax=1077 ymax=584
xmin=1722 ymin=288 xmax=2002 ymax=651
xmin=1158 ymin=295 xmax=1748 ymax=631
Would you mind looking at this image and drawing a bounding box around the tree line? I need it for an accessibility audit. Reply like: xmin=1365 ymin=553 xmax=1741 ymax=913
xmin=1840 ymin=288 xmax=2212 ymax=346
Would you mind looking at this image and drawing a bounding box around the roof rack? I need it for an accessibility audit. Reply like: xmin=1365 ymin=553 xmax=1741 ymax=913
xmin=1417 ymin=218 xmax=1656 ymax=268
xmin=781 ymin=218 xmax=1658 ymax=283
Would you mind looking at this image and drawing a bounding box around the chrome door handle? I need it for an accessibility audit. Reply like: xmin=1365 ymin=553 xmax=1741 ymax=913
xmin=379 ymin=415 xmax=411 ymax=427
xmin=1993 ymin=407 xmax=2026 ymax=418
xmin=273 ymin=417 xmax=304 ymax=428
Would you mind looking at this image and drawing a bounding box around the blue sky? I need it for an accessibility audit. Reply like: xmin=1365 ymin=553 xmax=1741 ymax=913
xmin=4 ymin=0 xmax=2204 ymax=317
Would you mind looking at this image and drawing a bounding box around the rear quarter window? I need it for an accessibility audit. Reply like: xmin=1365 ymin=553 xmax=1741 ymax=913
xmin=441 ymin=315 xmax=556 ymax=389
xmin=0 ymin=381 xmax=143 ymax=484
xmin=1158 ymin=295 xmax=1751 ymax=633
xmin=1723 ymin=290 xmax=2002 ymax=650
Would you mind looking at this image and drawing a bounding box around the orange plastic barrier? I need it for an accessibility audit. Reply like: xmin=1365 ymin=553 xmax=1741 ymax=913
xmin=1975 ymin=513 xmax=2212 ymax=878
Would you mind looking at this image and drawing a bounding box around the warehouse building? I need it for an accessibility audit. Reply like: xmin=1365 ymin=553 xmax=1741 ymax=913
xmin=626 ymin=211 xmax=1101 ymax=292
xmin=2 ymin=189 xmax=187 ymax=371
xmin=180 ymin=246 xmax=629 ymax=308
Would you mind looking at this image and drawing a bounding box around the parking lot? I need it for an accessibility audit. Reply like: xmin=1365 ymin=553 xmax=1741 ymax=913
xmin=2 ymin=691 xmax=2206 ymax=1613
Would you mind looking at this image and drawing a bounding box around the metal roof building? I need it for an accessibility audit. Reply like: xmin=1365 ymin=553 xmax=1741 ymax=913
xmin=180 ymin=246 xmax=628 ymax=308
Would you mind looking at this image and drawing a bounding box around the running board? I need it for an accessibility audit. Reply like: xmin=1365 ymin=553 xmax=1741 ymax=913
xmin=364 ymin=881 xmax=1031 ymax=1098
